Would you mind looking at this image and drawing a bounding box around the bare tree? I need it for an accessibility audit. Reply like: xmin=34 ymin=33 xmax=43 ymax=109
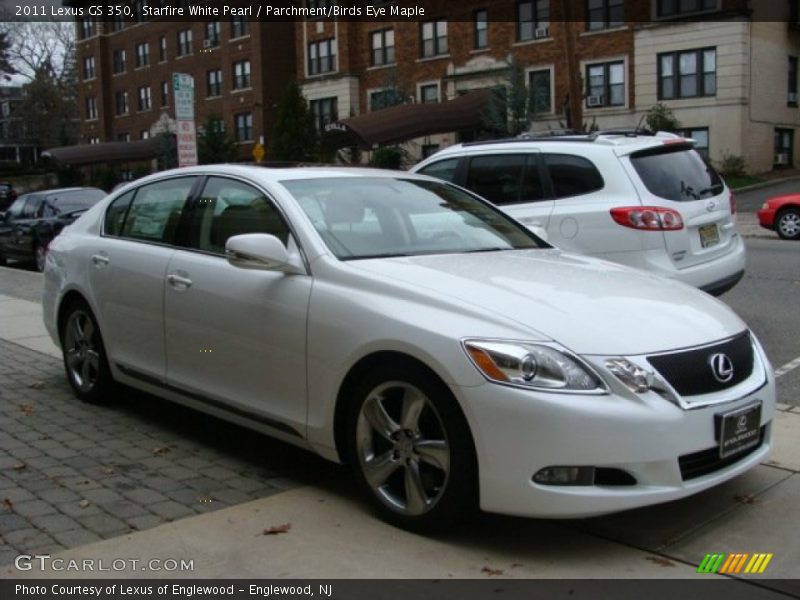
xmin=0 ymin=21 xmax=75 ymax=84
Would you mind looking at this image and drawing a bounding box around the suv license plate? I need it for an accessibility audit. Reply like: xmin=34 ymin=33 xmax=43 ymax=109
xmin=699 ymin=223 xmax=720 ymax=248
xmin=718 ymin=403 xmax=761 ymax=458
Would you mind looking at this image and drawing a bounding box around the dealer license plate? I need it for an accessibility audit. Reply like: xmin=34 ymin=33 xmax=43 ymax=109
xmin=699 ymin=223 xmax=720 ymax=248
xmin=718 ymin=403 xmax=761 ymax=459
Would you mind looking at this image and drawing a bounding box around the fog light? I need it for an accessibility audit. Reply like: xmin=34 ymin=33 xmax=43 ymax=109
xmin=533 ymin=466 xmax=595 ymax=486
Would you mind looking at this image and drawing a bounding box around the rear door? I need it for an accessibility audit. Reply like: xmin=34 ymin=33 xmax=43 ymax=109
xmin=462 ymin=152 xmax=554 ymax=234
xmin=624 ymin=144 xmax=736 ymax=269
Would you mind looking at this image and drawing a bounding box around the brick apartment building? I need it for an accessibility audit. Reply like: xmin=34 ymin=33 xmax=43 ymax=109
xmin=297 ymin=0 xmax=800 ymax=172
xmin=73 ymin=14 xmax=295 ymax=162
xmin=70 ymin=0 xmax=799 ymax=173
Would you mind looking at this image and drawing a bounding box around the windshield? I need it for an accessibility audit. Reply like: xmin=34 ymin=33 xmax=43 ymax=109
xmin=630 ymin=145 xmax=724 ymax=202
xmin=281 ymin=177 xmax=545 ymax=260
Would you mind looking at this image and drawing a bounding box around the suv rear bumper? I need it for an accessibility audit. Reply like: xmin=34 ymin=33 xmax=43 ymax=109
xmin=699 ymin=269 xmax=745 ymax=296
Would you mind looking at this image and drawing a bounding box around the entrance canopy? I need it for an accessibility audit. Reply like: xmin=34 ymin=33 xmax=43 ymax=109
xmin=42 ymin=138 xmax=166 ymax=166
xmin=326 ymin=89 xmax=491 ymax=149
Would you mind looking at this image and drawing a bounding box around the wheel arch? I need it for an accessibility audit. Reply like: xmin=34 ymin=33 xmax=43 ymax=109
xmin=332 ymin=350 xmax=477 ymax=469
xmin=57 ymin=290 xmax=93 ymax=342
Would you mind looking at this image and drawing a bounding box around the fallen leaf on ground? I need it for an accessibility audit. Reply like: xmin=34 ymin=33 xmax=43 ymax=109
xmin=152 ymin=445 xmax=173 ymax=456
xmin=79 ymin=499 xmax=90 ymax=508
xmin=735 ymin=493 xmax=755 ymax=504
xmin=28 ymin=381 xmax=45 ymax=390
xmin=2 ymin=498 xmax=13 ymax=511
xmin=645 ymin=556 xmax=675 ymax=567
xmin=102 ymin=467 xmax=115 ymax=475
xmin=263 ymin=523 xmax=292 ymax=535
xmin=481 ymin=566 xmax=504 ymax=576
xmin=20 ymin=404 xmax=35 ymax=415
xmin=13 ymin=463 xmax=26 ymax=471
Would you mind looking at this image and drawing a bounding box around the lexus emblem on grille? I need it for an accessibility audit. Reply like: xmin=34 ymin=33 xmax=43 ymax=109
xmin=709 ymin=353 xmax=734 ymax=383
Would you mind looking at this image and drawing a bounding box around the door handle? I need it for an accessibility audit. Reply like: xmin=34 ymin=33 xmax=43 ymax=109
xmin=91 ymin=254 xmax=109 ymax=266
xmin=167 ymin=274 xmax=193 ymax=288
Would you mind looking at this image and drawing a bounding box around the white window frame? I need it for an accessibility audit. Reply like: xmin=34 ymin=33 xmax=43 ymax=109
xmin=581 ymin=55 xmax=629 ymax=110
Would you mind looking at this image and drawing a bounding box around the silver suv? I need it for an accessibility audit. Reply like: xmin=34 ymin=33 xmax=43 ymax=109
xmin=412 ymin=131 xmax=745 ymax=296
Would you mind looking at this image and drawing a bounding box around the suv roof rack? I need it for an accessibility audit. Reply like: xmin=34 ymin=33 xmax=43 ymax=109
xmin=587 ymin=128 xmax=655 ymax=139
xmin=462 ymin=132 xmax=595 ymax=147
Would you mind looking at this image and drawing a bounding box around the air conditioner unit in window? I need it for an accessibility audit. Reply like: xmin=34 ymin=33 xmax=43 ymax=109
xmin=587 ymin=95 xmax=604 ymax=107
xmin=775 ymin=153 xmax=789 ymax=166
xmin=534 ymin=27 xmax=550 ymax=39
xmin=788 ymin=92 xmax=798 ymax=103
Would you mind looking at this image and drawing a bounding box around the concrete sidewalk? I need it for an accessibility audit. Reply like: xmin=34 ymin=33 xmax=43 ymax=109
xmin=0 ymin=284 xmax=798 ymax=586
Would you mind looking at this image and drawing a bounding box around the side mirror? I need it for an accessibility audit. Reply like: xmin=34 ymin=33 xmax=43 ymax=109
xmin=225 ymin=233 xmax=304 ymax=274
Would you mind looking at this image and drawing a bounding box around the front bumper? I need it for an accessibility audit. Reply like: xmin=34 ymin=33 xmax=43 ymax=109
xmin=756 ymin=207 xmax=776 ymax=230
xmin=456 ymin=348 xmax=774 ymax=518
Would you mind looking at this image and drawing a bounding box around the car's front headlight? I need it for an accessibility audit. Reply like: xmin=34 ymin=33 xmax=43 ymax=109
xmin=463 ymin=340 xmax=606 ymax=393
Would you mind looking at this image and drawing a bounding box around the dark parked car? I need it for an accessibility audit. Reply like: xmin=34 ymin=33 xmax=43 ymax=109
xmin=0 ymin=187 xmax=106 ymax=271
xmin=0 ymin=182 xmax=17 ymax=212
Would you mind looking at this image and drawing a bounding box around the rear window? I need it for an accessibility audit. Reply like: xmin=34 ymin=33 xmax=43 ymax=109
xmin=630 ymin=146 xmax=723 ymax=202
xmin=48 ymin=189 xmax=106 ymax=214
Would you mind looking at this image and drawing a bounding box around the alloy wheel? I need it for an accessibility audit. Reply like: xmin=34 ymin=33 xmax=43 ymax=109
xmin=355 ymin=381 xmax=450 ymax=516
xmin=777 ymin=210 xmax=800 ymax=240
xmin=63 ymin=310 xmax=101 ymax=394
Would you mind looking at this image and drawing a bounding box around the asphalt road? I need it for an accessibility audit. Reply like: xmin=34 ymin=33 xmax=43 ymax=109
xmin=735 ymin=179 xmax=800 ymax=213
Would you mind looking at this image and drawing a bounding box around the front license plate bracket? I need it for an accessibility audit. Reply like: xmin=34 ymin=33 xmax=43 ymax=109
xmin=716 ymin=403 xmax=762 ymax=459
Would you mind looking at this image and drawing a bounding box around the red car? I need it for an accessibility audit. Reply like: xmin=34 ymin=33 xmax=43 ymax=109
xmin=757 ymin=194 xmax=800 ymax=240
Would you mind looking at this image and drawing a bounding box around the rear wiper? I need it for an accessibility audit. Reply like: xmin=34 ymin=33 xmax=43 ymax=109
xmin=696 ymin=183 xmax=724 ymax=198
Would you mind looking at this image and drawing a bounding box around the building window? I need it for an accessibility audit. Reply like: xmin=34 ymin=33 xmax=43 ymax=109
xmin=659 ymin=48 xmax=716 ymax=99
xmin=159 ymin=36 xmax=167 ymax=61
xmin=79 ymin=18 xmax=95 ymax=39
xmin=141 ymin=130 xmax=150 ymax=140
xmin=474 ymin=9 xmax=488 ymax=49
xmin=234 ymin=112 xmax=253 ymax=141
xmin=308 ymin=39 xmax=336 ymax=75
xmin=161 ymin=81 xmax=169 ymax=107
xmin=371 ymin=29 xmax=395 ymax=66
xmin=529 ymin=68 xmax=552 ymax=113
xmin=420 ymin=83 xmax=439 ymax=104
xmin=231 ymin=16 xmax=248 ymax=38
xmin=789 ymin=56 xmax=798 ymax=106
xmin=310 ymin=97 xmax=338 ymax=131
xmin=137 ymin=86 xmax=151 ymax=111
xmin=656 ymin=0 xmax=717 ymax=18
xmin=232 ymin=60 xmax=250 ymax=89
xmin=109 ymin=16 xmax=125 ymax=32
xmin=112 ymin=49 xmax=126 ymax=74
xmin=89 ymin=137 xmax=100 ymax=144
xmin=207 ymin=69 xmax=223 ymax=97
xmin=422 ymin=144 xmax=440 ymax=159
xmin=677 ymin=127 xmax=709 ymax=160
xmin=83 ymin=56 xmax=95 ymax=80
xmin=205 ymin=21 xmax=220 ymax=47
xmin=420 ymin=20 xmax=448 ymax=57
xmin=775 ymin=128 xmax=794 ymax=167
xmin=85 ymin=97 xmax=97 ymax=120
xmin=587 ymin=0 xmax=624 ymax=31
xmin=116 ymin=133 xmax=131 ymax=142
xmin=135 ymin=42 xmax=149 ymax=68
xmin=177 ymin=29 xmax=193 ymax=56
xmin=115 ymin=91 xmax=128 ymax=116
xmin=518 ymin=0 xmax=550 ymax=41
xmin=586 ymin=60 xmax=625 ymax=107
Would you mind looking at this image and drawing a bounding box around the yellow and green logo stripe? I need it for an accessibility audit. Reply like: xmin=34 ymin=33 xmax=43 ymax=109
xmin=697 ymin=552 xmax=773 ymax=574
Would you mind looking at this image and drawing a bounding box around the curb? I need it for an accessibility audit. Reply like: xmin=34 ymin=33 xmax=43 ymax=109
xmin=732 ymin=175 xmax=800 ymax=193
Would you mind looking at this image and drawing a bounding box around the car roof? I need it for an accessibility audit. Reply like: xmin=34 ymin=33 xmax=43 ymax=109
xmin=420 ymin=131 xmax=694 ymax=161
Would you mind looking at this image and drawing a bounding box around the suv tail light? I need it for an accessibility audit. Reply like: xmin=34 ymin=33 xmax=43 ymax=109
xmin=610 ymin=207 xmax=684 ymax=231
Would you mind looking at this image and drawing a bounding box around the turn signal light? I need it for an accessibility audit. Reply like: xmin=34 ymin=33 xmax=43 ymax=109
xmin=610 ymin=206 xmax=684 ymax=231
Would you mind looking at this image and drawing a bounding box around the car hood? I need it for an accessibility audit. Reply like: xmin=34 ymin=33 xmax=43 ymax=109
xmin=348 ymin=249 xmax=746 ymax=356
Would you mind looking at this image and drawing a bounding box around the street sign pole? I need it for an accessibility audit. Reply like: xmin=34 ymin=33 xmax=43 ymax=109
xmin=173 ymin=73 xmax=198 ymax=167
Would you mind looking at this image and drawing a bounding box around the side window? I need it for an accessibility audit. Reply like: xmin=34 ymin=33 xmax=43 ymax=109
xmin=41 ymin=201 xmax=57 ymax=218
xmin=121 ymin=177 xmax=196 ymax=243
xmin=104 ymin=190 xmax=135 ymax=236
xmin=5 ymin=196 xmax=27 ymax=218
xmin=466 ymin=154 xmax=526 ymax=205
xmin=21 ymin=196 xmax=41 ymax=218
xmin=521 ymin=156 xmax=547 ymax=202
xmin=417 ymin=158 xmax=460 ymax=183
xmin=193 ymin=177 xmax=289 ymax=254
xmin=543 ymin=154 xmax=604 ymax=199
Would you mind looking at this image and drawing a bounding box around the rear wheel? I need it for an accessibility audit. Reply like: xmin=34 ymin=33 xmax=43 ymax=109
xmin=776 ymin=207 xmax=800 ymax=241
xmin=60 ymin=301 xmax=115 ymax=404
xmin=347 ymin=362 xmax=477 ymax=532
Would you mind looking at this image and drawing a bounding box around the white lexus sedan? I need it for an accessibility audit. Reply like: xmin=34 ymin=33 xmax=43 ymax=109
xmin=43 ymin=166 xmax=774 ymax=531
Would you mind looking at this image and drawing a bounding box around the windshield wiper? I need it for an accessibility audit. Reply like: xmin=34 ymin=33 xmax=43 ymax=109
xmin=462 ymin=247 xmax=510 ymax=253
xmin=344 ymin=252 xmax=411 ymax=261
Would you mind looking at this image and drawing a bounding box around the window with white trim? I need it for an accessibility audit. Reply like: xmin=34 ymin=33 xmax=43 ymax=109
xmin=586 ymin=60 xmax=625 ymax=107
xmin=517 ymin=0 xmax=550 ymax=41
xmin=420 ymin=20 xmax=448 ymax=57
xmin=658 ymin=48 xmax=716 ymax=99
xmin=233 ymin=60 xmax=250 ymax=89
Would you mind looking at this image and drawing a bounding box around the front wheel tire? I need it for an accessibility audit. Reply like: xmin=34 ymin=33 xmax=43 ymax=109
xmin=347 ymin=362 xmax=477 ymax=532
xmin=776 ymin=207 xmax=800 ymax=241
xmin=60 ymin=301 xmax=115 ymax=404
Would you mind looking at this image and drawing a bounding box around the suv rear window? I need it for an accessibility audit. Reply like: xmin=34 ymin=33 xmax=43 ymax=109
xmin=630 ymin=145 xmax=723 ymax=202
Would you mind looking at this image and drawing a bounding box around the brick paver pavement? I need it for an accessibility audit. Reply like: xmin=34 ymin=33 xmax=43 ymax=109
xmin=0 ymin=339 xmax=340 ymax=566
